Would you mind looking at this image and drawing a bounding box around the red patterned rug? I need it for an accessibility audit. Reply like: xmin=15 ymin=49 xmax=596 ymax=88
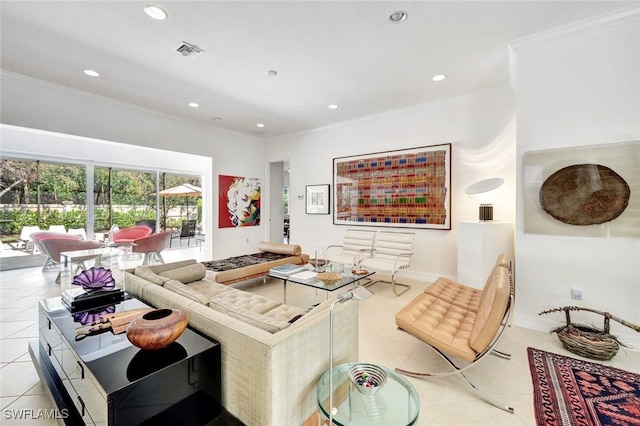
xmin=528 ymin=347 xmax=640 ymax=425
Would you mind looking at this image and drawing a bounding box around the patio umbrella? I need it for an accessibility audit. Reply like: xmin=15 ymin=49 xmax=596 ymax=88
xmin=157 ymin=183 xmax=202 ymax=197
xmin=157 ymin=183 xmax=202 ymax=225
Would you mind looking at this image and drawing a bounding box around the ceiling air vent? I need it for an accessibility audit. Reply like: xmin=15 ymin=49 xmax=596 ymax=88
xmin=174 ymin=41 xmax=204 ymax=59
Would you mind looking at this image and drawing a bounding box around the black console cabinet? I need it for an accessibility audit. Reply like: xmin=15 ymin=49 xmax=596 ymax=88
xmin=31 ymin=296 xmax=223 ymax=425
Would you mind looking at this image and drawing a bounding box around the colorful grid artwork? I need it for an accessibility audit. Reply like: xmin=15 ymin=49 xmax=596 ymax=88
xmin=333 ymin=144 xmax=451 ymax=229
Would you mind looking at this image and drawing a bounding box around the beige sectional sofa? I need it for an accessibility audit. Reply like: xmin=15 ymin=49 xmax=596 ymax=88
xmin=124 ymin=259 xmax=358 ymax=426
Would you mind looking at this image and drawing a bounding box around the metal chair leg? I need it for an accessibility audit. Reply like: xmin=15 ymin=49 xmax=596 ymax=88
xmin=363 ymin=272 xmax=411 ymax=296
xmin=396 ymin=352 xmax=514 ymax=414
xmin=491 ymin=349 xmax=511 ymax=360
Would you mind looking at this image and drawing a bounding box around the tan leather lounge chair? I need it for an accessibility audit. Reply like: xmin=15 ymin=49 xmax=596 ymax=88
xmin=395 ymin=254 xmax=515 ymax=413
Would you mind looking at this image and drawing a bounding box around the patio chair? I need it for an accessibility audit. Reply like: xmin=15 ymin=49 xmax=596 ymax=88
xmin=170 ymin=220 xmax=196 ymax=248
xmin=38 ymin=237 xmax=105 ymax=283
xmin=10 ymin=226 xmax=42 ymax=252
xmin=135 ymin=219 xmax=156 ymax=234
xmin=132 ymin=231 xmax=172 ymax=265
xmin=67 ymin=228 xmax=88 ymax=240
xmin=357 ymin=230 xmax=415 ymax=296
xmin=48 ymin=225 xmax=67 ymax=233
xmin=30 ymin=231 xmax=82 ymax=271
xmin=110 ymin=225 xmax=153 ymax=245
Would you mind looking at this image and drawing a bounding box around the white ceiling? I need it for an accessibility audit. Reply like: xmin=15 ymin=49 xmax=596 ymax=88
xmin=1 ymin=1 xmax=636 ymax=138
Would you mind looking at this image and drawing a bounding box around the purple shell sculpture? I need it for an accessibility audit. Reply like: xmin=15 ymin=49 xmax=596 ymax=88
xmin=73 ymin=305 xmax=116 ymax=325
xmin=72 ymin=267 xmax=116 ymax=291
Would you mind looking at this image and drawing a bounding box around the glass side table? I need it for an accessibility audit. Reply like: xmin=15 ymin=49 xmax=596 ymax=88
xmin=317 ymin=362 xmax=420 ymax=425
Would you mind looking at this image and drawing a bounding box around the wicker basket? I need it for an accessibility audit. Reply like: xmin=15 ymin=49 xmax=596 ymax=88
xmin=539 ymin=306 xmax=640 ymax=361
xmin=555 ymin=323 xmax=619 ymax=360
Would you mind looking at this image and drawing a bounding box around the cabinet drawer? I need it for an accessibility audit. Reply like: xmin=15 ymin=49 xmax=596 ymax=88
xmin=62 ymin=339 xmax=107 ymax=425
xmin=39 ymin=315 xmax=62 ymax=353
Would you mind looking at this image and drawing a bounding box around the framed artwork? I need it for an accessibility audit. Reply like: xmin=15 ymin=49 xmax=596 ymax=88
xmin=333 ymin=144 xmax=451 ymax=229
xmin=306 ymin=184 xmax=330 ymax=214
xmin=218 ymin=175 xmax=261 ymax=228
xmin=523 ymin=140 xmax=639 ymax=237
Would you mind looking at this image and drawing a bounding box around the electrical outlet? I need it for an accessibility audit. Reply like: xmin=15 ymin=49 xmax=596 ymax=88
xmin=571 ymin=287 xmax=582 ymax=300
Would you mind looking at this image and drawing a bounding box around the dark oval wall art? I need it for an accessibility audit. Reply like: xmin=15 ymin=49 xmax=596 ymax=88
xmin=540 ymin=164 xmax=630 ymax=225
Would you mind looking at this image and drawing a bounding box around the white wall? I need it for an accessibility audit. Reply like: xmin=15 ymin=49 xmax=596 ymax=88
xmin=0 ymin=72 xmax=266 ymax=259
xmin=512 ymin=10 xmax=640 ymax=347
xmin=265 ymin=86 xmax=517 ymax=281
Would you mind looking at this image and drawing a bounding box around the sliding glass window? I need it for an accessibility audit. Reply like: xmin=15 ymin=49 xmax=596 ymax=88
xmin=0 ymin=157 xmax=201 ymax=269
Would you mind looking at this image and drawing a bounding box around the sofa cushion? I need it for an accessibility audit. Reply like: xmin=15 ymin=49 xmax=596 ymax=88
xmin=263 ymin=304 xmax=305 ymax=323
xmin=134 ymin=266 xmax=170 ymax=285
xmin=210 ymin=290 xmax=281 ymax=315
xmin=186 ymin=279 xmax=234 ymax=298
xmin=225 ymin=307 xmax=291 ymax=333
xmin=258 ymin=241 xmax=301 ymax=256
xmin=164 ymin=279 xmax=209 ymax=305
xmin=159 ymin=263 xmax=206 ymax=284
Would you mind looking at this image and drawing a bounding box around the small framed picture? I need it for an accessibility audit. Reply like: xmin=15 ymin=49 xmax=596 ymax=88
xmin=306 ymin=184 xmax=330 ymax=214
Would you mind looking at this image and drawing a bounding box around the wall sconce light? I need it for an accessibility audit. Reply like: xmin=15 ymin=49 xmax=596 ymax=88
xmin=465 ymin=178 xmax=504 ymax=222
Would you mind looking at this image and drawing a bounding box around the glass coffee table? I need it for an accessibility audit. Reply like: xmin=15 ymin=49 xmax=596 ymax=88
xmin=267 ymin=266 xmax=374 ymax=303
xmin=317 ymin=362 xmax=420 ymax=425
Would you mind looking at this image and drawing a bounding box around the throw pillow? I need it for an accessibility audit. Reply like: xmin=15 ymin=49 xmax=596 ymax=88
xmin=159 ymin=263 xmax=206 ymax=284
xmin=134 ymin=266 xmax=170 ymax=286
xmin=163 ymin=280 xmax=209 ymax=305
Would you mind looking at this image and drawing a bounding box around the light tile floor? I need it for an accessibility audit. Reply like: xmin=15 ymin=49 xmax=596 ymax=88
xmin=1 ymin=248 xmax=639 ymax=425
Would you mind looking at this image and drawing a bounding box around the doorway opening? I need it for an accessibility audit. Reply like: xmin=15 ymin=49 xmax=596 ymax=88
xmin=268 ymin=160 xmax=290 ymax=244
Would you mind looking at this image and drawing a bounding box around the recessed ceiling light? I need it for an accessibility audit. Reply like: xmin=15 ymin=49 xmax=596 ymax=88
xmin=212 ymin=117 xmax=222 ymax=121
xmin=328 ymin=104 xmax=339 ymax=109
xmin=432 ymin=74 xmax=447 ymax=82
xmin=144 ymin=5 xmax=167 ymax=20
xmin=188 ymin=102 xmax=199 ymax=108
xmin=83 ymin=69 xmax=100 ymax=77
xmin=389 ymin=11 xmax=408 ymax=23
xmin=265 ymin=70 xmax=278 ymax=77
xmin=257 ymin=123 xmax=265 ymax=128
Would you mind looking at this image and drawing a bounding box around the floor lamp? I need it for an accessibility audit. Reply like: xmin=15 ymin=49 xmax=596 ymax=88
xmin=328 ymin=286 xmax=374 ymax=425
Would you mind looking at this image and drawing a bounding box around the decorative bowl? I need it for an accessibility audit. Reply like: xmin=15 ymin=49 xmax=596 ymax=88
xmin=126 ymin=308 xmax=188 ymax=350
xmin=308 ymin=258 xmax=328 ymax=267
xmin=72 ymin=267 xmax=116 ymax=291
xmin=317 ymin=272 xmax=342 ymax=285
xmin=348 ymin=363 xmax=387 ymax=396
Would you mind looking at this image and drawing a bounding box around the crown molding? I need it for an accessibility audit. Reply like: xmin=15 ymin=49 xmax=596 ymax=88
xmin=509 ymin=6 xmax=639 ymax=51
xmin=507 ymin=6 xmax=638 ymax=91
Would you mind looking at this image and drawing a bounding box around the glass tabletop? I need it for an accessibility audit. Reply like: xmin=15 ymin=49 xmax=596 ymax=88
xmin=317 ymin=362 xmax=420 ymax=426
xmin=283 ymin=268 xmax=374 ymax=292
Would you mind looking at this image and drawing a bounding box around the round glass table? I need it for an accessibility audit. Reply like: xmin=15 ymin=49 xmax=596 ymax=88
xmin=317 ymin=362 xmax=420 ymax=425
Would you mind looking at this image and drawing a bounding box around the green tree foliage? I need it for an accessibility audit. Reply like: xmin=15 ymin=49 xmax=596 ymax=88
xmin=0 ymin=159 xmax=200 ymax=238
